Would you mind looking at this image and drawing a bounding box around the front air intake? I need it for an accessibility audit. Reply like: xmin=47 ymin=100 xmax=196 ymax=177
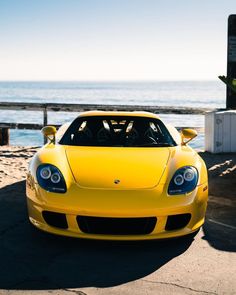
xmin=42 ymin=211 xmax=68 ymax=229
xmin=165 ymin=214 xmax=191 ymax=231
xmin=77 ymin=216 xmax=157 ymax=235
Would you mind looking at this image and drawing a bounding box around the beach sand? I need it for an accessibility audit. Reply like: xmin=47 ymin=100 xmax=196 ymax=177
xmin=0 ymin=146 xmax=38 ymax=189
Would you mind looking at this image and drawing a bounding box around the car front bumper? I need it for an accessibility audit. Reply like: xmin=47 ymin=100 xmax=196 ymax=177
xmin=26 ymin=181 xmax=208 ymax=240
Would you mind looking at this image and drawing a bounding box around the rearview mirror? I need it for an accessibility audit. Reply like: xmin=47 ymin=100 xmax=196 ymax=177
xmin=41 ymin=126 xmax=57 ymax=144
xmin=181 ymin=128 xmax=197 ymax=145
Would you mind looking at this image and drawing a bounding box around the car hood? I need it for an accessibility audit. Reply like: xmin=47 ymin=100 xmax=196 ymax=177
xmin=65 ymin=146 xmax=170 ymax=189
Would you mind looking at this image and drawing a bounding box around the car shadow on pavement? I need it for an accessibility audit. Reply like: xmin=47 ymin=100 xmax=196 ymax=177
xmin=199 ymin=152 xmax=236 ymax=252
xmin=0 ymin=180 xmax=194 ymax=290
xmin=202 ymin=200 xmax=236 ymax=252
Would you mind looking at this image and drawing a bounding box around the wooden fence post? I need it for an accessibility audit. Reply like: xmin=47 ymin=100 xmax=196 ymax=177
xmin=0 ymin=128 xmax=9 ymax=145
xmin=43 ymin=107 xmax=48 ymax=144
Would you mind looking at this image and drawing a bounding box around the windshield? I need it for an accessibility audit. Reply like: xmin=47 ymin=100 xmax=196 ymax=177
xmin=59 ymin=116 xmax=176 ymax=147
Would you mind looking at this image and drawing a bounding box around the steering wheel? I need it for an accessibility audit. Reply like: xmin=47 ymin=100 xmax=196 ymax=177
xmin=147 ymin=136 xmax=157 ymax=144
xmin=144 ymin=128 xmax=158 ymax=144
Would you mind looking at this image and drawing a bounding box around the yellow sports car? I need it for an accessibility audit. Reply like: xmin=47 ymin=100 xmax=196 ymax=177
xmin=26 ymin=111 xmax=208 ymax=240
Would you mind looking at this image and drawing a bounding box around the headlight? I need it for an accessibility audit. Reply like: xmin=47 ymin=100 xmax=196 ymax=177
xmin=40 ymin=167 xmax=51 ymax=179
xmin=168 ymin=166 xmax=198 ymax=195
xmin=36 ymin=164 xmax=67 ymax=193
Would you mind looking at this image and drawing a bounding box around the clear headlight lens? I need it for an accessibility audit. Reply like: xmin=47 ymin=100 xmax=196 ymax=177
xmin=36 ymin=164 xmax=66 ymax=193
xmin=168 ymin=166 xmax=198 ymax=195
xmin=40 ymin=167 xmax=51 ymax=179
xmin=183 ymin=168 xmax=195 ymax=182
xmin=51 ymin=172 xmax=61 ymax=184
xmin=173 ymin=174 xmax=184 ymax=186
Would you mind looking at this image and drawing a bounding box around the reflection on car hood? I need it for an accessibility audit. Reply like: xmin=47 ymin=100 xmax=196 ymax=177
xmin=65 ymin=146 xmax=170 ymax=189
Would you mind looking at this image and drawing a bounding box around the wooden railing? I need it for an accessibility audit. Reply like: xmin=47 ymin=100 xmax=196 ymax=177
xmin=0 ymin=102 xmax=216 ymax=145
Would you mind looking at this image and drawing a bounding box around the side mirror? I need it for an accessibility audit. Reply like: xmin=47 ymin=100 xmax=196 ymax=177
xmin=181 ymin=128 xmax=197 ymax=145
xmin=41 ymin=126 xmax=57 ymax=144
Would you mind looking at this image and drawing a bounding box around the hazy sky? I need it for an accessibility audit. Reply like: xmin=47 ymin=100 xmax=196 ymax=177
xmin=0 ymin=0 xmax=235 ymax=81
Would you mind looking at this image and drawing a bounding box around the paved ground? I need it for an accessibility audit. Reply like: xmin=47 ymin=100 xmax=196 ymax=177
xmin=0 ymin=148 xmax=235 ymax=294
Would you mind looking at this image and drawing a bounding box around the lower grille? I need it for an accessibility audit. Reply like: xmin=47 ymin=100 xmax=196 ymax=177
xmin=77 ymin=216 xmax=157 ymax=235
xmin=165 ymin=213 xmax=191 ymax=231
xmin=42 ymin=211 xmax=68 ymax=229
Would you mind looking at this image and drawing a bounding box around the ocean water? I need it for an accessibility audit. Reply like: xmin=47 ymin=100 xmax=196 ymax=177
xmin=0 ymin=81 xmax=226 ymax=148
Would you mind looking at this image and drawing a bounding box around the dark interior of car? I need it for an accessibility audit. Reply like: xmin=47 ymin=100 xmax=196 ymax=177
xmin=60 ymin=116 xmax=176 ymax=147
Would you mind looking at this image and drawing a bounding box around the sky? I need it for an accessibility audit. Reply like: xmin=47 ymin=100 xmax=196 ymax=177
xmin=0 ymin=0 xmax=236 ymax=81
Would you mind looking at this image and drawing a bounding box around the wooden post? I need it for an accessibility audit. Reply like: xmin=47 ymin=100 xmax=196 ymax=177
xmin=43 ymin=107 xmax=48 ymax=144
xmin=43 ymin=107 xmax=48 ymax=126
xmin=0 ymin=128 xmax=9 ymax=145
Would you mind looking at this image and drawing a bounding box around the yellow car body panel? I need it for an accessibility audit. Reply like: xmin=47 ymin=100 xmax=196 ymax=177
xmin=26 ymin=111 xmax=208 ymax=240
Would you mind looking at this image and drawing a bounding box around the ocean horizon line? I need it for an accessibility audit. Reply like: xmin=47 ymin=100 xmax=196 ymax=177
xmin=0 ymin=79 xmax=220 ymax=83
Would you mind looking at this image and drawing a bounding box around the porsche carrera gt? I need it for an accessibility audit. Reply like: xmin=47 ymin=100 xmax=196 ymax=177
xmin=26 ymin=111 xmax=208 ymax=240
